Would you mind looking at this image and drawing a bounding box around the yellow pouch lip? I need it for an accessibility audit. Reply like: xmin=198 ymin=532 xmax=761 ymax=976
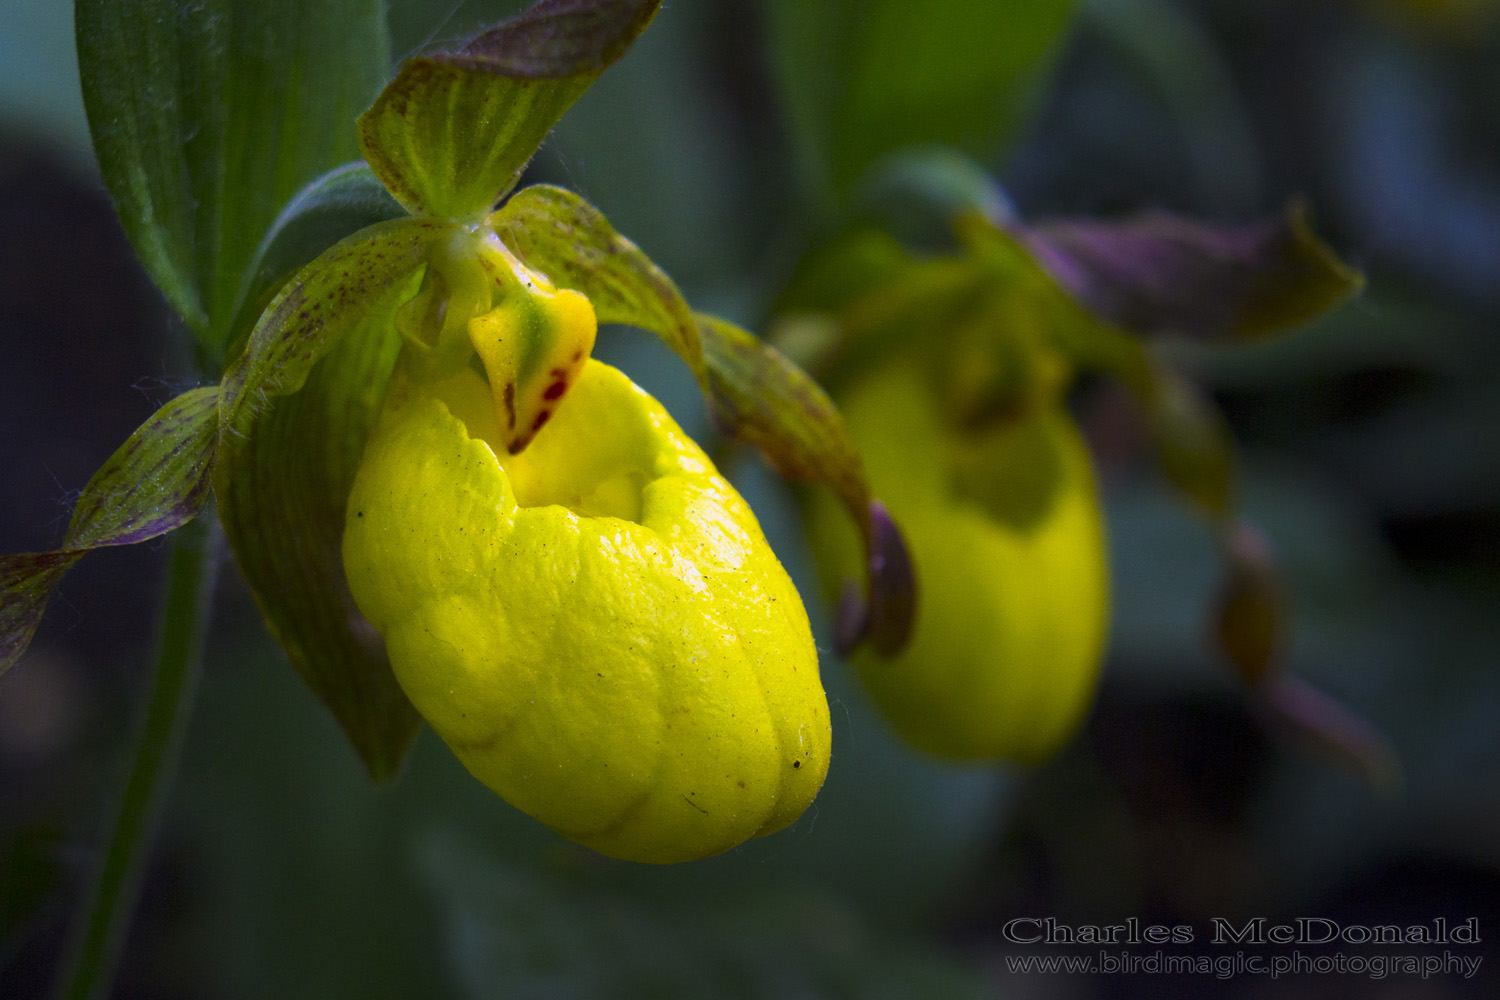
xmin=808 ymin=359 xmax=1109 ymax=763
xmin=343 ymin=358 xmax=831 ymax=863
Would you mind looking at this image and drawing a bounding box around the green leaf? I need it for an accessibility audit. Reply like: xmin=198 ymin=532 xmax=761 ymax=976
xmin=228 ymin=163 xmax=408 ymax=355
xmin=358 ymin=0 xmax=661 ymax=219
xmin=215 ymin=300 xmax=421 ymax=780
xmin=76 ymin=0 xmax=390 ymax=352
xmin=763 ymin=0 xmax=1078 ymax=200
xmin=697 ymin=315 xmax=916 ymax=656
xmin=1 ymin=387 xmax=219 ymax=674
xmin=1022 ymin=202 xmax=1365 ymax=341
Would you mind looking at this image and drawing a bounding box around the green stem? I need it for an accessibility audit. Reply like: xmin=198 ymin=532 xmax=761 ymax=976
xmin=54 ymin=512 xmax=221 ymax=1000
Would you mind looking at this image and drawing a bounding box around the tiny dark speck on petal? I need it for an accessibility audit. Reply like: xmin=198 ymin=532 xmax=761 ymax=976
xmin=792 ymin=760 xmax=801 ymax=768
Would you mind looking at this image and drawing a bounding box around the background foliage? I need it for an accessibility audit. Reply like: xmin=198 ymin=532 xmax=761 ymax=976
xmin=2 ymin=0 xmax=1499 ymax=996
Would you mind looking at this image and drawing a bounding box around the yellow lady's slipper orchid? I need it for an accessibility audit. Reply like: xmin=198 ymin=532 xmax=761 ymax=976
xmin=342 ymin=260 xmax=830 ymax=863
xmin=808 ymin=359 xmax=1107 ymax=763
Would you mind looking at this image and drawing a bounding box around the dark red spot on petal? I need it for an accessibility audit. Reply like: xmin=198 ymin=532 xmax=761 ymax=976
xmin=531 ymin=409 xmax=551 ymax=432
xmin=543 ymin=380 xmax=567 ymax=401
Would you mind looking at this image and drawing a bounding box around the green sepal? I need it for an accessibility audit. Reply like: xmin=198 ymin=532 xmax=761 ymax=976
xmin=490 ymin=183 xmax=914 ymax=653
xmin=228 ymin=163 xmax=408 ymax=356
xmin=1 ymin=387 xmax=220 ymax=674
xmin=215 ymin=294 xmax=421 ymax=780
xmin=213 ymin=217 xmax=447 ymax=777
xmin=76 ymin=0 xmax=389 ymax=350
xmin=358 ymin=0 xmax=661 ymax=219
xmin=219 ymin=218 xmax=452 ymax=434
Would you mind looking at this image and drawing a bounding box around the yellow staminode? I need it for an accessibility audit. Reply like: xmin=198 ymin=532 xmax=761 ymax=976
xmin=343 ymin=358 xmax=830 ymax=863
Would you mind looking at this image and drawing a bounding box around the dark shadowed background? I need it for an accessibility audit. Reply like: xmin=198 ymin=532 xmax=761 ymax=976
xmin=2 ymin=1 xmax=1498 ymax=996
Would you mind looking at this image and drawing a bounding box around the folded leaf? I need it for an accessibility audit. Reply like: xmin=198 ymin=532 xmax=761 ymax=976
xmin=358 ymin=0 xmax=660 ymax=219
xmin=1213 ymin=521 xmax=1283 ymax=685
xmin=77 ymin=0 xmax=389 ymax=348
xmin=1023 ymin=202 xmax=1364 ymax=341
xmin=216 ymin=304 xmax=420 ymax=779
xmin=1 ymin=387 xmax=219 ymax=674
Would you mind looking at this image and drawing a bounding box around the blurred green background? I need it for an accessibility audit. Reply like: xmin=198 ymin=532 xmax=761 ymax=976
xmin=3 ymin=0 xmax=1499 ymax=996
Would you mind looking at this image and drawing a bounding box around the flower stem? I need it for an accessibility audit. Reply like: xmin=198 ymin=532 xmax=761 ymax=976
xmin=54 ymin=511 xmax=221 ymax=1000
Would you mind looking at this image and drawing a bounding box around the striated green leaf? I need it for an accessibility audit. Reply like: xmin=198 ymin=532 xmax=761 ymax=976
xmin=1 ymin=387 xmax=219 ymax=674
xmin=359 ymin=0 xmax=660 ymax=219
xmin=216 ymin=302 xmax=420 ymax=780
xmin=764 ymin=0 xmax=1077 ymax=200
xmin=489 ymin=184 xmax=700 ymax=369
xmin=228 ymin=163 xmax=408 ymax=353
xmin=1023 ymin=202 xmax=1364 ymax=341
xmin=697 ymin=315 xmax=916 ymax=656
xmin=76 ymin=0 xmax=389 ymax=350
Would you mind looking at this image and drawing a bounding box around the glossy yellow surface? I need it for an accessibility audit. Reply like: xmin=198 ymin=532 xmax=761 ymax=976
xmin=809 ymin=361 xmax=1108 ymax=762
xmin=343 ymin=359 xmax=829 ymax=863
